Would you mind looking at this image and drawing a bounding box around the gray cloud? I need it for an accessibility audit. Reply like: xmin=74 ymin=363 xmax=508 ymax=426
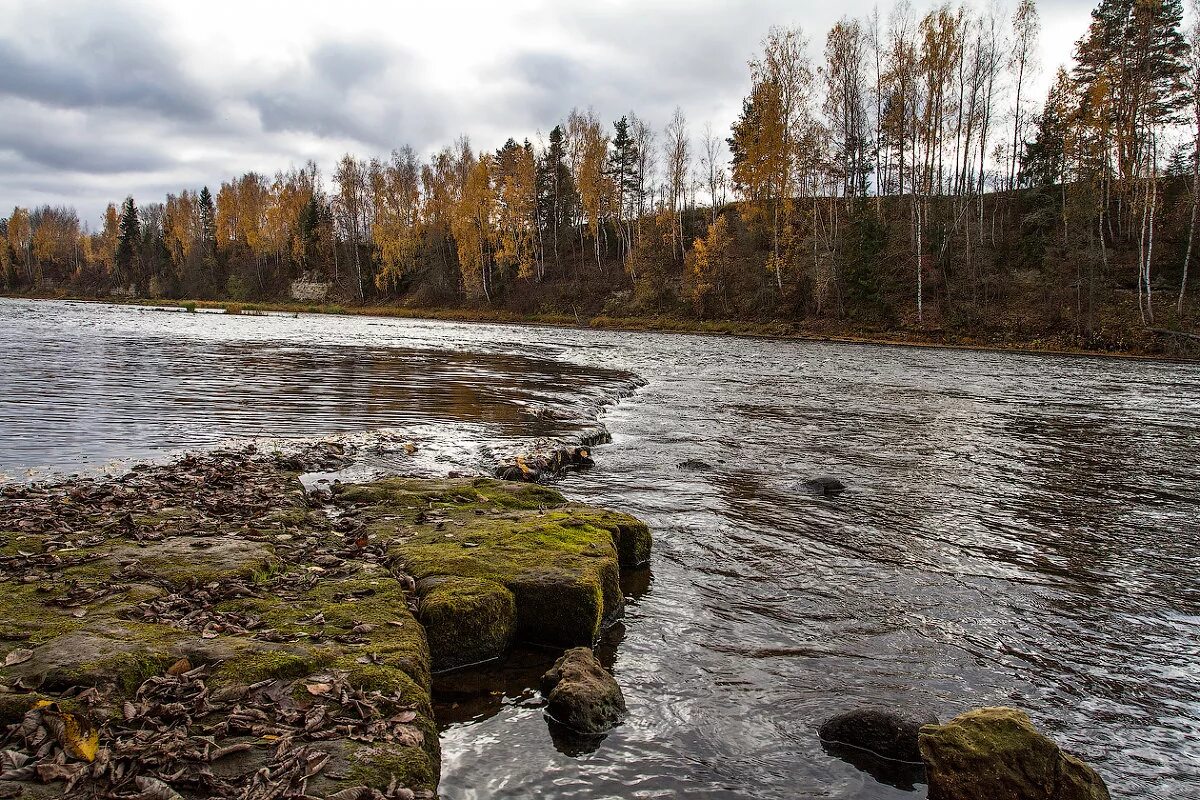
xmin=0 ymin=10 xmax=211 ymax=122
xmin=0 ymin=0 xmax=1094 ymax=225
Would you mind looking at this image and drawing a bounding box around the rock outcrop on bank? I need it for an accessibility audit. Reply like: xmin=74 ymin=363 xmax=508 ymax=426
xmin=0 ymin=445 xmax=651 ymax=799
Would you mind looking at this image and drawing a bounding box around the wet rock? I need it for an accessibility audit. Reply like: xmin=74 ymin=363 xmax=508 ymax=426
xmin=385 ymin=478 xmax=649 ymax=649
xmin=919 ymin=707 xmax=1111 ymax=800
xmin=540 ymin=647 xmax=626 ymax=734
xmin=677 ymin=459 xmax=713 ymax=471
xmin=802 ymin=475 xmax=845 ymax=496
xmin=417 ymin=576 xmax=515 ymax=671
xmin=0 ymin=447 xmax=649 ymax=798
xmin=818 ymin=708 xmax=935 ymax=763
xmin=495 ymin=446 xmax=596 ymax=482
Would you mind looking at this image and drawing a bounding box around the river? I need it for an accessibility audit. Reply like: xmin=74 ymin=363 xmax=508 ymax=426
xmin=1 ymin=298 xmax=1198 ymax=799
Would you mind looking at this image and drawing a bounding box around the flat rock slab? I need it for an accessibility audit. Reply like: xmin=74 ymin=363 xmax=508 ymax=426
xmin=334 ymin=477 xmax=651 ymax=670
xmin=0 ymin=446 xmax=651 ymax=797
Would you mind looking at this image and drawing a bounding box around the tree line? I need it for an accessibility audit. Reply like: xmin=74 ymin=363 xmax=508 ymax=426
xmin=3 ymin=0 xmax=1197 ymax=347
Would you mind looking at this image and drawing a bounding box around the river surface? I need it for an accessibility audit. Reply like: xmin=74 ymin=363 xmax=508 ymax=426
xmin=1 ymin=298 xmax=1198 ymax=799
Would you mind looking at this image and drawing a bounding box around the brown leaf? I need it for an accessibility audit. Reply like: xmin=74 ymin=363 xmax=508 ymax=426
xmin=305 ymin=683 xmax=332 ymax=696
xmin=3 ymin=649 xmax=33 ymax=667
xmin=166 ymin=658 xmax=191 ymax=676
xmin=133 ymin=776 xmax=185 ymax=800
xmin=392 ymin=724 xmax=423 ymax=747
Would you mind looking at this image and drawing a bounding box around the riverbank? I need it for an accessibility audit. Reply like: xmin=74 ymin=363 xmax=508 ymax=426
xmin=9 ymin=293 xmax=1200 ymax=362
xmin=4 ymin=292 xmax=1197 ymax=362
xmin=0 ymin=443 xmax=650 ymax=798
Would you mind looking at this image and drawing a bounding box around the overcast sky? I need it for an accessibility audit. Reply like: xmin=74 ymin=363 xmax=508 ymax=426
xmin=0 ymin=0 xmax=1096 ymax=225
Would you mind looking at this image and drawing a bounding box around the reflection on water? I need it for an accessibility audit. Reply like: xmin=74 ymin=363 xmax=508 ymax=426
xmin=0 ymin=300 xmax=636 ymax=480
xmin=2 ymin=299 xmax=1199 ymax=799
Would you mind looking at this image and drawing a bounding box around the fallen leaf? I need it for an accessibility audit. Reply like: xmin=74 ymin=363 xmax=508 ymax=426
xmin=305 ymin=683 xmax=332 ymax=696
xmin=134 ymin=776 xmax=185 ymax=800
xmin=166 ymin=657 xmax=191 ymax=676
xmin=3 ymin=649 xmax=33 ymax=667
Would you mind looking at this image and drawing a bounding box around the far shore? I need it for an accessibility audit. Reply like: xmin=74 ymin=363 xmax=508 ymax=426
xmin=4 ymin=291 xmax=1198 ymax=363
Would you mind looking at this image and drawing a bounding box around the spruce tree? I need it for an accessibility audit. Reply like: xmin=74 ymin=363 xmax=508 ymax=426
xmin=115 ymin=197 xmax=139 ymax=288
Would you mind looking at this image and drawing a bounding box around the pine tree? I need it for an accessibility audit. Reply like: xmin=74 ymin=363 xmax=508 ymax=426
xmin=536 ymin=126 xmax=577 ymax=270
xmin=1021 ymin=69 xmax=1074 ymax=188
xmin=116 ymin=197 xmax=139 ymax=288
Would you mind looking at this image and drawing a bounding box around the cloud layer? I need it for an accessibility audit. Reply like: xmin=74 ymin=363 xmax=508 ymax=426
xmin=0 ymin=0 xmax=1092 ymax=225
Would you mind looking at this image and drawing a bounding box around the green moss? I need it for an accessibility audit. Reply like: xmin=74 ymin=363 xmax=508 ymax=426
xmin=345 ymin=741 xmax=438 ymax=794
xmin=418 ymin=577 xmax=515 ymax=671
xmin=215 ymin=573 xmax=430 ymax=688
xmin=563 ymin=506 xmax=653 ymax=567
xmin=468 ymin=478 xmax=565 ymax=510
xmin=211 ymin=648 xmax=332 ymax=687
xmin=334 ymin=476 xmax=564 ymax=513
xmin=71 ymin=622 xmax=189 ymax=693
xmin=393 ymin=509 xmax=623 ymax=647
xmin=0 ymin=532 xmax=46 ymax=556
xmin=0 ymin=583 xmax=88 ymax=643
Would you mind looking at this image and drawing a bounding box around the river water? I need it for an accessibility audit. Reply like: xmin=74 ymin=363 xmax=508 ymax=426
xmin=1 ymin=298 xmax=1198 ymax=799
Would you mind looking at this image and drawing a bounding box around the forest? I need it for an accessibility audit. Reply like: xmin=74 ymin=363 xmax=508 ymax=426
xmin=3 ymin=0 xmax=1199 ymax=352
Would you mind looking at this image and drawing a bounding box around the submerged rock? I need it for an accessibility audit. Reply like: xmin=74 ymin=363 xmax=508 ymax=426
xmin=919 ymin=707 xmax=1111 ymax=800
xmin=541 ymin=647 xmax=626 ymax=734
xmin=818 ymin=708 xmax=935 ymax=763
xmin=676 ymin=459 xmax=713 ymax=471
xmin=801 ymin=475 xmax=846 ymax=496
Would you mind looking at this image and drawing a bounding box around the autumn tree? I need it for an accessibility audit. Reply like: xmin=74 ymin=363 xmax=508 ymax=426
xmin=687 ymin=214 xmax=738 ymax=315
xmin=824 ymin=17 xmax=873 ymax=198
xmin=333 ymin=156 xmax=371 ymax=300
xmin=7 ymin=207 xmax=32 ymax=283
xmin=371 ymin=147 xmax=423 ymax=293
xmin=452 ymin=151 xmax=495 ymax=299
xmin=1009 ymin=0 xmax=1041 ymax=190
xmin=492 ymin=139 xmax=539 ymax=281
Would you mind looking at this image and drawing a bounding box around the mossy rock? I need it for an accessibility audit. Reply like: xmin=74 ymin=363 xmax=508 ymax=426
xmin=418 ymin=577 xmax=515 ymax=671
xmin=109 ymin=537 xmax=278 ymax=586
xmin=0 ymin=464 xmax=650 ymax=797
xmin=918 ymin=707 xmax=1111 ymax=800
xmin=1 ymin=621 xmax=189 ymax=693
xmin=392 ymin=507 xmax=623 ymax=649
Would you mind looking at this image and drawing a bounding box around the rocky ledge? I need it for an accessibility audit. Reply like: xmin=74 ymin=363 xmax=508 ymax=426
xmin=0 ymin=444 xmax=651 ymax=799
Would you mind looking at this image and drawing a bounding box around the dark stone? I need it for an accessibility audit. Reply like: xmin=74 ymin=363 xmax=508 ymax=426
xmin=919 ymin=707 xmax=1110 ymax=800
xmin=802 ymin=476 xmax=845 ymax=496
xmin=677 ymin=459 xmax=713 ymax=471
xmin=540 ymin=647 xmax=626 ymax=734
xmin=818 ymin=708 xmax=936 ymax=763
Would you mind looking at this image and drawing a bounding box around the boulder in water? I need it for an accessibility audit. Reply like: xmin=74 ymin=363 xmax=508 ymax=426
xmin=918 ymin=707 xmax=1110 ymax=800
xmin=802 ymin=476 xmax=845 ymax=496
xmin=541 ymin=647 xmax=626 ymax=734
xmin=818 ymin=708 xmax=935 ymax=763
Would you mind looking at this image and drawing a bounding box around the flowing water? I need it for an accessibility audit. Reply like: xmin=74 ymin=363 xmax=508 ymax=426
xmin=1 ymin=298 xmax=1198 ymax=799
